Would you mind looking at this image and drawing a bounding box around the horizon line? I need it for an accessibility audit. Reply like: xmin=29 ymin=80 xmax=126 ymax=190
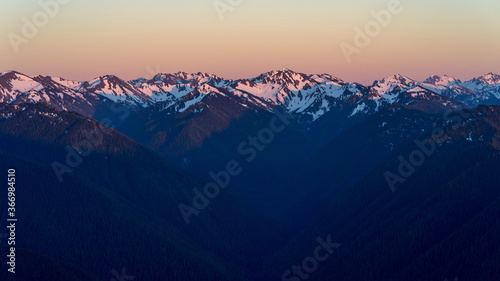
xmin=2 ymin=69 xmax=498 ymax=86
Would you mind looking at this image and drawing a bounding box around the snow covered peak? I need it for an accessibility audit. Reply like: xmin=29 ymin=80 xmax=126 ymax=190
xmin=0 ymin=71 xmax=34 ymax=82
xmin=87 ymin=75 xmax=119 ymax=89
xmin=140 ymin=73 xmax=182 ymax=86
xmin=233 ymin=69 xmax=313 ymax=103
xmin=50 ymin=76 xmax=83 ymax=89
xmin=0 ymin=70 xmax=18 ymax=78
xmin=196 ymin=83 xmax=225 ymax=96
xmin=381 ymin=74 xmax=415 ymax=86
xmin=0 ymin=71 xmax=41 ymax=96
xmin=83 ymin=75 xmax=150 ymax=106
xmin=477 ymin=72 xmax=500 ymax=86
xmin=424 ymin=75 xmax=459 ymax=86
xmin=258 ymin=68 xmax=305 ymax=77
xmin=460 ymin=73 xmax=500 ymax=93
xmin=256 ymin=69 xmax=308 ymax=83
xmin=172 ymin=71 xmax=217 ymax=81
xmin=3 ymin=69 xmax=500 ymax=125
xmin=265 ymin=68 xmax=294 ymax=75
xmin=311 ymin=73 xmax=345 ymax=85
xmin=370 ymin=74 xmax=416 ymax=99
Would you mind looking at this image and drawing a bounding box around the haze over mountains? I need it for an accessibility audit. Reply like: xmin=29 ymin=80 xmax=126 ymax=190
xmin=1 ymin=69 xmax=500 ymax=281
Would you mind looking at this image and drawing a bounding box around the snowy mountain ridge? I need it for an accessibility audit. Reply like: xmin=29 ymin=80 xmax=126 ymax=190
xmin=1 ymin=70 xmax=499 ymax=123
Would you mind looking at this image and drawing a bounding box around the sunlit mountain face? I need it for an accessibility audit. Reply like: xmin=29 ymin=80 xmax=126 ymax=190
xmin=2 ymin=1 xmax=499 ymax=280
xmin=1 ymin=66 xmax=500 ymax=280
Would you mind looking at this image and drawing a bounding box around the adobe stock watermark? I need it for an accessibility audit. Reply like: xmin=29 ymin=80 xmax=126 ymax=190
xmin=340 ymin=0 xmax=405 ymax=63
xmin=213 ymin=0 xmax=243 ymax=21
xmin=281 ymin=234 xmax=340 ymax=281
xmin=8 ymin=0 xmax=71 ymax=54
xmin=145 ymin=64 xmax=161 ymax=80
xmin=110 ymin=267 xmax=135 ymax=281
xmin=384 ymin=106 xmax=471 ymax=192
xmin=51 ymin=103 xmax=131 ymax=182
xmin=178 ymin=109 xmax=296 ymax=224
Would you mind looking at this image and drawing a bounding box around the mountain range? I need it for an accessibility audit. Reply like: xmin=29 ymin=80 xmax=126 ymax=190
xmin=3 ymin=69 xmax=499 ymax=152
xmin=2 ymin=69 xmax=500 ymax=121
xmin=1 ymin=69 xmax=500 ymax=281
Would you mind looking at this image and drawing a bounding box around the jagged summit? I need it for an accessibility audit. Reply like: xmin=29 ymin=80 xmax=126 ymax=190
xmin=477 ymin=72 xmax=500 ymax=85
xmin=2 ymin=70 xmax=500 ymax=121
xmin=424 ymin=75 xmax=459 ymax=86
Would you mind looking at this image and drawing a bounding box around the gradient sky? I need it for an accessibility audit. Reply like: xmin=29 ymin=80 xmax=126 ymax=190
xmin=1 ymin=0 xmax=499 ymax=84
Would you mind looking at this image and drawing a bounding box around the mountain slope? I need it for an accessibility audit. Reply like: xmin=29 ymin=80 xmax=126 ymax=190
xmin=118 ymin=88 xmax=316 ymax=211
xmin=0 ymin=103 xmax=285 ymax=281
xmin=421 ymin=74 xmax=500 ymax=106
xmin=4 ymin=70 xmax=498 ymax=129
xmin=265 ymin=105 xmax=500 ymax=281
xmin=274 ymin=103 xmax=466 ymax=223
